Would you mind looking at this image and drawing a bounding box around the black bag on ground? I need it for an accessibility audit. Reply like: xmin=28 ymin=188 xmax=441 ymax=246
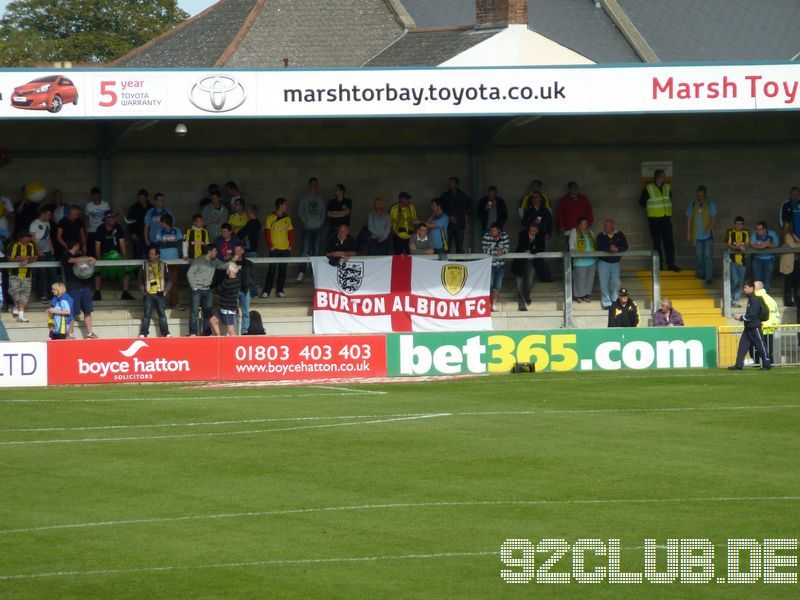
xmin=247 ymin=310 xmax=266 ymax=335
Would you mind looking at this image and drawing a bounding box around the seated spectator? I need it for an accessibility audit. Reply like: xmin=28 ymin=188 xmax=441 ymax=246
xmin=511 ymin=222 xmax=538 ymax=311
xmin=477 ymin=186 xmax=507 ymax=234
xmin=9 ymin=231 xmax=38 ymax=322
xmin=214 ymin=222 xmax=239 ymax=262
xmin=326 ymin=224 xmax=357 ymax=265
xmin=210 ymin=262 xmax=241 ymax=336
xmin=409 ymin=223 xmax=434 ymax=255
xmin=652 ymin=297 xmax=685 ymax=327
xmin=95 ymin=210 xmax=134 ymax=301
xmin=46 ymin=281 xmax=73 ymax=339
xmin=138 ymin=247 xmax=172 ymax=338
xmin=367 ymin=197 xmax=391 ymax=256
xmin=608 ymin=288 xmax=639 ymax=328
xmin=568 ymin=216 xmax=597 ymax=303
xmin=482 ymin=222 xmax=510 ymax=312
xmin=749 ymin=220 xmax=779 ymax=292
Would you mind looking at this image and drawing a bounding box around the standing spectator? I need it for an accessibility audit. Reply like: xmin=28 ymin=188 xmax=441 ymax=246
xmin=652 ymin=297 xmax=684 ymax=326
xmin=61 ymin=241 xmax=98 ymax=339
xmin=29 ymin=205 xmax=55 ymax=303
xmin=155 ymin=214 xmax=183 ymax=261
xmin=518 ymin=179 xmax=551 ymax=218
xmin=214 ymin=223 xmax=239 ymax=262
xmin=425 ymin=198 xmax=449 ymax=256
xmin=199 ymin=183 xmax=221 ymax=208
xmin=729 ymin=281 xmax=771 ymax=370
xmin=84 ymin=187 xmax=109 ymax=270
xmin=8 ymin=231 xmax=37 ymax=322
xmin=557 ymin=181 xmax=593 ymax=247
xmin=186 ymin=244 xmax=220 ymax=337
xmin=326 ymin=183 xmax=352 ymax=237
xmin=224 ymin=181 xmax=242 ymax=211
xmin=326 ymin=224 xmax=357 ymax=264
xmin=519 ymin=191 xmax=553 ymax=282
xmin=46 ymin=281 xmax=72 ymax=339
xmin=95 ymin=210 xmax=134 ymax=301
xmin=640 ymin=169 xmax=681 ymax=271
xmin=228 ymin=197 xmax=248 ymax=234
xmin=409 ymin=223 xmax=434 ymax=255
xmin=778 ymin=186 xmax=800 ymax=236
xmin=296 ymin=177 xmax=326 ymax=282
xmin=201 ymin=190 xmax=228 ymax=240
xmin=568 ymin=216 xmax=597 ymax=303
xmin=233 ymin=243 xmax=255 ymax=334
xmin=727 ymin=216 xmax=749 ymax=307
xmin=137 ymin=247 xmax=172 ymax=338
xmin=439 ymin=176 xmax=471 ymax=254
xmin=595 ymin=218 xmax=628 ymax=309
xmin=389 ymin=192 xmax=417 ymax=255
xmin=238 ymin=205 xmax=261 ymax=297
xmin=753 ymin=280 xmax=779 ymax=365
xmin=210 ymin=262 xmax=241 ymax=336
xmin=262 ymin=198 xmax=293 ymax=298
xmin=183 ymin=214 xmax=210 ymax=261
xmin=125 ymin=189 xmax=151 ymax=259
xmin=482 ymin=222 xmax=510 ymax=312
xmin=367 ymin=197 xmax=391 ymax=256
xmin=511 ymin=222 xmax=538 ymax=311
xmin=0 ymin=277 xmax=7 ymax=341
xmin=608 ymin=288 xmax=639 ymax=327
xmin=749 ymin=221 xmax=779 ymax=292
xmin=56 ymin=205 xmax=86 ymax=257
xmin=477 ymin=186 xmax=507 ymax=234
xmin=46 ymin=189 xmax=70 ymax=224
xmin=685 ymin=185 xmax=717 ymax=285
xmin=13 ymin=186 xmax=39 ymax=238
xmin=144 ymin=193 xmax=174 ymax=250
xmin=0 ymin=191 xmax=13 ymax=311
xmin=780 ymin=226 xmax=800 ymax=307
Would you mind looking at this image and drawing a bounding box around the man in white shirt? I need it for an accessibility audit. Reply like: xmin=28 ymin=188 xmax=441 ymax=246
xmin=29 ymin=206 xmax=56 ymax=302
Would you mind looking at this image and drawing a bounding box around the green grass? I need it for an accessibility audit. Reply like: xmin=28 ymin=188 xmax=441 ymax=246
xmin=1 ymin=370 xmax=799 ymax=598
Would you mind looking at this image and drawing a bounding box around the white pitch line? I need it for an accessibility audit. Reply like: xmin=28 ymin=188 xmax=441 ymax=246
xmin=0 ymin=413 xmax=451 ymax=446
xmin=457 ymin=404 xmax=800 ymax=416
xmin=0 ymin=391 xmax=380 ymax=404
xmin=310 ymin=385 xmax=386 ymax=395
xmin=2 ymin=495 xmax=799 ymax=535
xmin=0 ymin=551 xmax=496 ymax=581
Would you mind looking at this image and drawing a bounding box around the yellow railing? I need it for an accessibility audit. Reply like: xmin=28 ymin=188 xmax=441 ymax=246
xmin=718 ymin=324 xmax=800 ymax=366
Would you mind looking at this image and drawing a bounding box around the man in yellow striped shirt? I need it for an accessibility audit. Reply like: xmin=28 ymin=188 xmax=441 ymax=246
xmin=9 ymin=231 xmax=38 ymax=322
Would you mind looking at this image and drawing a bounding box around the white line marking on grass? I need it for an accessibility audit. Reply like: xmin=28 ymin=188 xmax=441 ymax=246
xmin=0 ymin=413 xmax=451 ymax=446
xmin=310 ymin=385 xmax=386 ymax=395
xmin=0 ymin=391 xmax=381 ymax=404
xmin=0 ymin=551 xmax=496 ymax=581
xmin=3 ymin=495 xmax=798 ymax=535
xmin=456 ymin=404 xmax=800 ymax=416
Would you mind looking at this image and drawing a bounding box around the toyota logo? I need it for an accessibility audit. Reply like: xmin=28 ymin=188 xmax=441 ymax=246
xmin=189 ymin=75 xmax=247 ymax=112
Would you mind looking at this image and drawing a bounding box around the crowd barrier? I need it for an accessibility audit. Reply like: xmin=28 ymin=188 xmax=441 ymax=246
xmin=0 ymin=327 xmax=718 ymax=387
xmin=717 ymin=324 xmax=800 ymax=367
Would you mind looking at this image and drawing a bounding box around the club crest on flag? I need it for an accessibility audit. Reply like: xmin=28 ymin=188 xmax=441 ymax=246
xmin=337 ymin=261 xmax=364 ymax=294
xmin=440 ymin=264 xmax=467 ymax=296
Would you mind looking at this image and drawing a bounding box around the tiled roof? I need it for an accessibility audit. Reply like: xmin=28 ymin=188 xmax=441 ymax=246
xmin=364 ymin=28 xmax=498 ymax=67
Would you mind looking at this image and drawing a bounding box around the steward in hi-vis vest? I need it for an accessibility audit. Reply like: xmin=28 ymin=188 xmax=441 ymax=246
xmin=639 ymin=169 xmax=681 ymax=272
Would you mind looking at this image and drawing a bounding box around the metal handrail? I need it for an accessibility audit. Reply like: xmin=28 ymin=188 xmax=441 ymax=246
xmin=721 ymin=247 xmax=800 ymax=318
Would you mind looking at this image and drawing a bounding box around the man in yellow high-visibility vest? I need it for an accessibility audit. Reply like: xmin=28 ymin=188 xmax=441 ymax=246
xmin=639 ymin=169 xmax=681 ymax=272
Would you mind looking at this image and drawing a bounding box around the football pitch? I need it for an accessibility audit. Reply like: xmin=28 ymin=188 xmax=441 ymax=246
xmin=1 ymin=369 xmax=799 ymax=598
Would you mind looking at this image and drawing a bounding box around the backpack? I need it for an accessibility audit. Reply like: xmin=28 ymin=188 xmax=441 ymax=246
xmin=759 ymin=297 xmax=770 ymax=322
xmin=247 ymin=310 xmax=266 ymax=335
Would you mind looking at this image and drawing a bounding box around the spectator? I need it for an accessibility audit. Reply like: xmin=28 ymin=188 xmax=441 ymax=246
xmin=61 ymin=241 xmax=98 ymax=339
xmin=84 ymin=187 xmax=109 ymax=263
xmin=95 ymin=210 xmax=134 ymax=301
xmin=45 ymin=189 xmax=70 ymax=224
xmin=482 ymin=222 xmax=510 ymax=312
xmin=8 ymin=231 xmax=37 ymax=322
xmin=568 ymin=215 xmax=597 ymax=303
xmin=56 ymin=205 xmax=86 ymax=257
xmin=137 ymin=247 xmax=172 ymax=338
xmin=201 ymin=189 xmax=228 ymax=239
xmin=595 ymin=218 xmax=629 ymax=309
xmin=686 ymin=185 xmax=718 ymax=285
xmin=0 ymin=191 xmax=13 ymax=311
xmin=389 ymin=192 xmax=417 ymax=255
xmin=729 ymin=280 xmax=771 ymax=370
xmin=224 ymin=181 xmax=242 ymax=211
xmin=199 ymin=183 xmax=221 ymax=208
xmin=210 ymin=262 xmax=241 ymax=336
xmin=749 ymin=221 xmax=779 ymax=292
xmin=0 ymin=278 xmax=8 ymax=341
xmin=187 ymin=244 xmax=220 ymax=336
xmin=29 ymin=205 xmax=56 ymax=303
xmin=296 ymin=177 xmax=326 ymax=282
xmin=326 ymin=224 xmax=357 ymax=265
xmin=608 ymin=288 xmax=639 ymax=327
xmin=13 ymin=186 xmax=39 ymax=238
xmin=214 ymin=222 xmax=239 ymax=262
xmin=367 ymin=197 xmax=391 ymax=256
xmin=125 ymin=189 xmax=151 ymax=259
xmin=511 ymin=222 xmax=538 ymax=311
xmin=640 ymin=169 xmax=681 ymax=271
xmin=477 ymin=186 xmax=507 ymax=234
xmin=46 ymin=281 xmax=72 ymax=340
xmin=727 ymin=216 xmax=749 ymax=307
xmin=326 ymin=183 xmax=352 ymax=236
xmin=409 ymin=223 xmax=434 ymax=255
xmin=439 ymin=176 xmax=471 ymax=254
xmin=519 ymin=190 xmax=553 ymax=282
xmin=237 ymin=205 xmax=261 ymax=297
xmin=778 ymin=186 xmax=800 ymax=237
xmin=753 ymin=280 xmax=780 ymax=365
xmin=652 ymin=297 xmax=684 ymax=327
xmin=155 ymin=214 xmax=183 ymax=261
xmin=262 ymin=198 xmax=294 ymax=298
xmin=426 ymin=198 xmax=449 ymax=256
xmin=780 ymin=226 xmax=800 ymax=307
xmin=144 ymin=192 xmax=174 ymax=250
xmin=228 ymin=197 xmax=248 ymax=234
xmin=183 ymin=214 xmax=210 ymax=261
xmin=557 ymin=181 xmax=592 ymax=247
xmin=518 ymin=180 xmax=552 ymax=220
xmin=233 ymin=243 xmax=255 ymax=334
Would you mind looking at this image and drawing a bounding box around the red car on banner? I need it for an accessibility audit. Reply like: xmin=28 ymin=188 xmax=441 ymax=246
xmin=11 ymin=75 xmax=79 ymax=113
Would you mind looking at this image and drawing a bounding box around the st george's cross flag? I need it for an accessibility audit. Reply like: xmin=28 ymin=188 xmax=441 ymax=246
xmin=311 ymin=256 xmax=492 ymax=333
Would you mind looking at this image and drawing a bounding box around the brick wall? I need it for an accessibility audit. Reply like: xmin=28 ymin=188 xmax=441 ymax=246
xmin=477 ymin=0 xmax=529 ymax=28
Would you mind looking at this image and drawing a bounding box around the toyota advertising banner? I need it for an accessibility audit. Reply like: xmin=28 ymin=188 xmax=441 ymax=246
xmin=0 ymin=63 xmax=797 ymax=119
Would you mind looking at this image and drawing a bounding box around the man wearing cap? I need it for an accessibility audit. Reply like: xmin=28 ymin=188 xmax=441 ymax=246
xmin=608 ymin=288 xmax=639 ymax=328
xmin=729 ymin=280 xmax=772 ymax=370
xmin=389 ymin=192 xmax=418 ymax=255
xmin=95 ymin=209 xmax=134 ymax=301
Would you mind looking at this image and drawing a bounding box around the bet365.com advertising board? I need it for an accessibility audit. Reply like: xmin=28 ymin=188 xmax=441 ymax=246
xmin=387 ymin=328 xmax=717 ymax=376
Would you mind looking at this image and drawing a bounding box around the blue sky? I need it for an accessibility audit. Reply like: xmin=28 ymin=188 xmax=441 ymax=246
xmin=0 ymin=0 xmax=217 ymax=18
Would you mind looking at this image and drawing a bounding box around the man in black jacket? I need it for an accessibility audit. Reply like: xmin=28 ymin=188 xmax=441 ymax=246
xmin=233 ymin=243 xmax=255 ymax=334
xmin=608 ymin=288 xmax=639 ymax=328
xmin=729 ymin=280 xmax=772 ymax=370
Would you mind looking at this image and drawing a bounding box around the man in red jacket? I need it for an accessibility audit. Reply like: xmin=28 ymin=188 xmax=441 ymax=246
xmin=556 ymin=181 xmax=593 ymax=247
